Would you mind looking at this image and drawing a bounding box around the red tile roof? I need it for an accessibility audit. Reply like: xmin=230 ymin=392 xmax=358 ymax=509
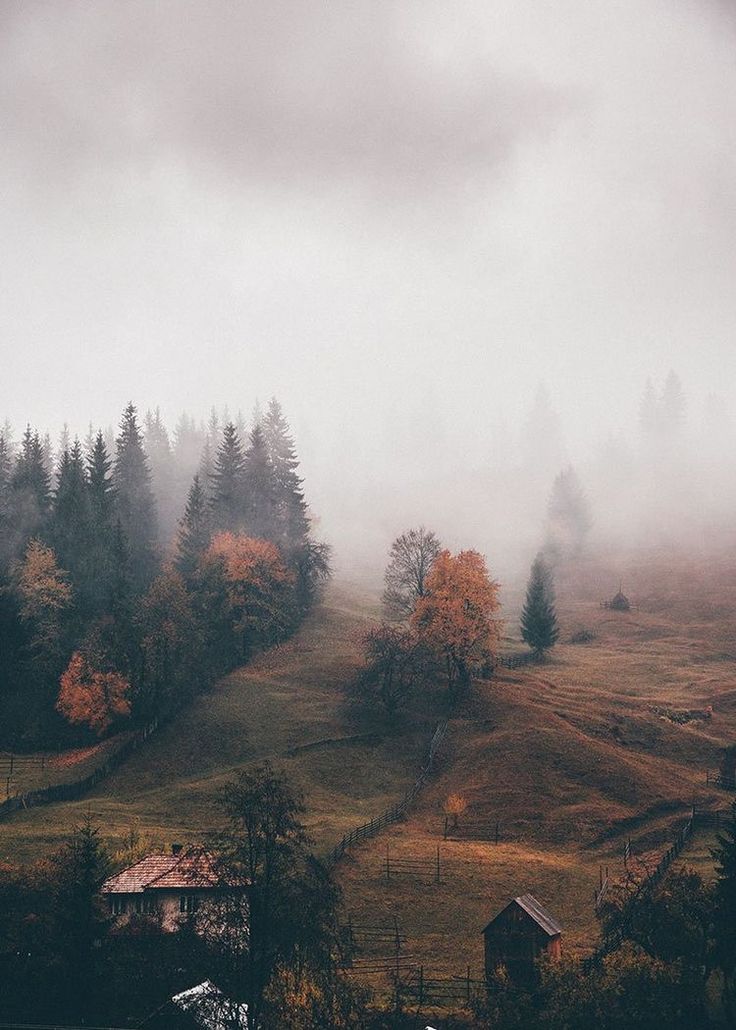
xmin=102 ymin=847 xmax=221 ymax=894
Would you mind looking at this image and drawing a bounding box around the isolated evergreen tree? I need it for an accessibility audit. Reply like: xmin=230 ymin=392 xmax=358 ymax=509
xmin=263 ymin=398 xmax=309 ymax=547
xmin=210 ymin=422 xmax=246 ymax=532
xmin=51 ymin=440 xmax=91 ymax=590
xmin=521 ymin=554 xmax=559 ymax=658
xmin=113 ymin=403 xmax=158 ymax=588
xmin=545 ymin=466 xmax=592 ymax=559
xmin=243 ymin=423 xmax=276 ymax=540
xmin=175 ymin=474 xmax=210 ymax=580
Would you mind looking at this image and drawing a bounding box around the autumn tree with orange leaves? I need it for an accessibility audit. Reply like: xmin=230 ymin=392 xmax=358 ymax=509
xmin=57 ymin=652 xmax=131 ymax=736
xmin=15 ymin=539 xmax=73 ymax=681
xmin=204 ymin=532 xmax=294 ymax=659
xmin=411 ymin=549 xmax=501 ymax=696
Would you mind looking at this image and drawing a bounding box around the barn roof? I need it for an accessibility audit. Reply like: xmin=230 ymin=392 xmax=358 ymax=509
xmin=101 ymin=847 xmax=221 ymax=894
xmin=482 ymin=894 xmax=562 ymax=937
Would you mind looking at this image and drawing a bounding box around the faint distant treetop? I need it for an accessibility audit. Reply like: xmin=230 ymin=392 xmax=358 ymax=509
xmin=382 ymin=526 xmax=442 ymax=620
xmin=545 ymin=466 xmax=592 ymax=560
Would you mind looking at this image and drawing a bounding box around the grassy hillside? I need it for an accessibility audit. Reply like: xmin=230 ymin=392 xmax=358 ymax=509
xmin=2 ymin=547 xmax=734 ymax=1003
xmin=333 ymin=548 xmax=736 ymax=992
xmin=0 ymin=579 xmax=435 ymax=863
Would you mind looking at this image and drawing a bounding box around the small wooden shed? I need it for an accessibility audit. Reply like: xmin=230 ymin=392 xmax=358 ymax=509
xmin=483 ymin=894 xmax=562 ymax=985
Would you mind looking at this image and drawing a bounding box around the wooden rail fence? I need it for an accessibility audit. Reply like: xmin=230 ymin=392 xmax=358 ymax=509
xmin=583 ymin=807 xmax=727 ymax=970
xmin=324 ymin=721 xmax=448 ymax=869
xmin=0 ymin=719 xmax=159 ymax=822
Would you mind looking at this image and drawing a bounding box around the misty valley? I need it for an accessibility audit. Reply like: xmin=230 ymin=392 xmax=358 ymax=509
xmin=3 ymin=2 xmax=736 ymax=1027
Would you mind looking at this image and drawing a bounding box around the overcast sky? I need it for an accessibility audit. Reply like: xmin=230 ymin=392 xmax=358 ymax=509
xmin=2 ymin=0 xmax=735 ymax=538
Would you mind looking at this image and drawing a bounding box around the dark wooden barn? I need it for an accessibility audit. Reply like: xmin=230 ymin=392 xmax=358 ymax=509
xmin=482 ymin=894 xmax=562 ymax=985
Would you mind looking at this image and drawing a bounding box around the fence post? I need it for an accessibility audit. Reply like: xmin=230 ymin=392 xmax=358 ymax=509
xmin=386 ymin=843 xmax=390 ymax=882
xmin=444 ymin=814 xmax=448 ymax=840
xmin=467 ymin=965 xmax=471 ymax=1004
xmin=9 ymin=754 xmax=13 ymax=776
xmin=436 ymin=845 xmax=440 ymax=885
xmin=495 ymin=820 xmax=499 ymax=845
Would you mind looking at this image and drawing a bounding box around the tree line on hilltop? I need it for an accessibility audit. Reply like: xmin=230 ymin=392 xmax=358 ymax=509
xmin=0 ymin=398 xmax=329 ymax=748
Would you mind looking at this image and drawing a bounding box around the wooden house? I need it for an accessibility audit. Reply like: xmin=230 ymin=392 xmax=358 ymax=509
xmin=483 ymin=894 xmax=562 ymax=984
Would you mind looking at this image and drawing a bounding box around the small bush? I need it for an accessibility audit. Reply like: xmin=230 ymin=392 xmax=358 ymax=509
xmin=570 ymin=629 xmax=596 ymax=644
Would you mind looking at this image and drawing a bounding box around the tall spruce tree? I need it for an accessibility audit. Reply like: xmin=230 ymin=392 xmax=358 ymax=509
xmin=521 ymin=554 xmax=559 ymax=658
xmin=210 ymin=421 xmax=246 ymax=532
xmin=144 ymin=407 xmax=176 ymax=540
xmin=113 ymin=403 xmax=158 ymax=589
xmin=263 ymin=397 xmax=309 ymax=548
xmin=11 ymin=425 xmax=51 ymax=550
xmin=86 ymin=431 xmax=116 ymax=615
xmin=175 ymin=474 xmax=210 ymax=580
xmin=51 ymin=439 xmax=91 ymax=592
xmin=243 ymin=422 xmax=276 ymax=540
xmin=0 ymin=431 xmax=12 ymax=568
xmin=545 ymin=466 xmax=592 ymax=559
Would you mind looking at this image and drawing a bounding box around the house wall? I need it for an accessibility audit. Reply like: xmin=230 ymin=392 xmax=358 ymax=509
xmin=484 ymin=907 xmax=560 ymax=984
xmin=107 ymin=889 xmax=249 ymax=934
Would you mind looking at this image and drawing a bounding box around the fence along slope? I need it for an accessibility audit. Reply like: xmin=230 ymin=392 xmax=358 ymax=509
xmin=325 ymin=720 xmax=448 ymax=869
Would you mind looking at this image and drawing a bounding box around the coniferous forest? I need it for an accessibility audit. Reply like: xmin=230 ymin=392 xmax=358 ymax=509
xmin=0 ymin=400 xmax=329 ymax=749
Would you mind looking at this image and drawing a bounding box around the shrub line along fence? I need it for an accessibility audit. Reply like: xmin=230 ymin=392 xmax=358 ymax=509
xmin=583 ymin=806 xmax=727 ymax=970
xmin=0 ymin=719 xmax=160 ymax=822
xmin=324 ymin=720 xmax=448 ymax=870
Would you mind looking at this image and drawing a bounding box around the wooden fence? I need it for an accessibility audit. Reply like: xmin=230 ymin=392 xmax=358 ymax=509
xmin=398 ymin=966 xmax=486 ymax=1008
xmin=706 ymin=770 xmax=735 ymax=791
xmin=324 ymin=721 xmax=448 ymax=869
xmin=0 ymin=718 xmax=159 ymax=822
xmin=496 ymin=651 xmax=537 ymax=670
xmin=583 ymin=807 xmax=719 ymax=970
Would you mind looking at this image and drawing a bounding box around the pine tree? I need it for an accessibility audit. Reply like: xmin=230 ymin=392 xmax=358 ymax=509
xmin=175 ymin=474 xmax=210 ymax=580
xmin=144 ymin=407 xmax=175 ymax=540
xmin=11 ymin=425 xmax=51 ymax=547
xmin=263 ymin=397 xmax=309 ymax=548
xmin=58 ymin=423 xmax=71 ymax=459
xmin=86 ymin=432 xmax=116 ymax=615
xmin=545 ymin=466 xmax=592 ymax=559
xmin=521 ymin=554 xmax=559 ymax=658
xmin=0 ymin=431 xmax=12 ymax=567
xmin=51 ymin=439 xmax=91 ymax=591
xmin=113 ymin=403 xmax=158 ymax=588
xmin=243 ymin=422 xmax=276 ymax=540
xmin=639 ymin=377 xmax=659 ymax=439
xmin=210 ymin=422 xmax=246 ymax=532
xmin=661 ymin=369 xmax=686 ymax=436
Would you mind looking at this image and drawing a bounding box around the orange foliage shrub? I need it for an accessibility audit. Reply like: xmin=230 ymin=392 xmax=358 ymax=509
xmin=57 ymin=652 xmax=131 ymax=737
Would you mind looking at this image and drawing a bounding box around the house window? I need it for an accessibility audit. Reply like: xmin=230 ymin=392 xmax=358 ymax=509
xmin=180 ymin=894 xmax=200 ymax=914
xmin=134 ymin=896 xmax=158 ymax=915
xmin=109 ymin=896 xmax=127 ymax=915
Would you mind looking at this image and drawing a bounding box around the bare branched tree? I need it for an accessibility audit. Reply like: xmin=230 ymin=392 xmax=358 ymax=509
xmin=382 ymin=526 xmax=441 ymax=620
